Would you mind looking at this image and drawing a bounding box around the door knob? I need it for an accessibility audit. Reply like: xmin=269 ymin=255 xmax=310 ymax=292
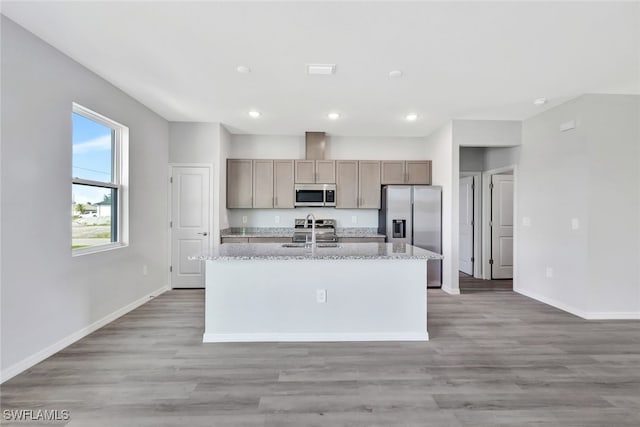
xmin=197 ymin=232 xmax=208 ymax=236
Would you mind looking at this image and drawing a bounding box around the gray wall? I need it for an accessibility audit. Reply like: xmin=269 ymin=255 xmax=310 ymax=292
xmin=1 ymin=17 xmax=169 ymax=377
xmin=459 ymin=146 xmax=520 ymax=172
xmin=517 ymin=94 xmax=640 ymax=317
xmin=459 ymin=147 xmax=486 ymax=172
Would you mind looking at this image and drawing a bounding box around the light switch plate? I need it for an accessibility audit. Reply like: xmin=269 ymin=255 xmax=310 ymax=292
xmin=546 ymin=267 xmax=554 ymax=278
xmin=522 ymin=217 xmax=532 ymax=227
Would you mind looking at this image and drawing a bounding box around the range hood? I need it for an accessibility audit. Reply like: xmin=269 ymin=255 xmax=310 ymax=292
xmin=305 ymin=132 xmax=326 ymax=160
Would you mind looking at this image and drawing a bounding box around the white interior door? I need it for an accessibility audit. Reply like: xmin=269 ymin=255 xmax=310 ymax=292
xmin=491 ymin=174 xmax=513 ymax=279
xmin=459 ymin=176 xmax=474 ymax=275
xmin=170 ymin=166 xmax=210 ymax=288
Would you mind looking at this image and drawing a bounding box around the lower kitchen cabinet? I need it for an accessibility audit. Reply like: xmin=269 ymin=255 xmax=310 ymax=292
xmin=248 ymin=237 xmax=292 ymax=243
xmin=221 ymin=237 xmax=249 ymax=243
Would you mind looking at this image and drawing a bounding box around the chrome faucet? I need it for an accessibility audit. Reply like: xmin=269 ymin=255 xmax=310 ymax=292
xmin=305 ymin=213 xmax=317 ymax=248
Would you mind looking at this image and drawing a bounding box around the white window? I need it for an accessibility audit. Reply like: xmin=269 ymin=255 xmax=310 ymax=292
xmin=72 ymin=103 xmax=128 ymax=254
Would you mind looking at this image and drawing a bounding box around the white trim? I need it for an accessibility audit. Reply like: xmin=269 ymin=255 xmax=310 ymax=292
xmin=72 ymin=103 xmax=129 ymax=255
xmin=203 ymin=332 xmax=429 ymax=343
xmin=515 ymin=288 xmax=639 ymax=320
xmin=0 ymin=285 xmax=169 ymax=384
xmin=441 ymin=286 xmax=461 ymax=295
xmin=460 ymin=172 xmax=482 ymax=278
xmin=582 ymin=312 xmax=640 ymax=320
xmin=516 ymin=287 xmax=587 ymax=318
xmin=168 ymin=163 xmax=214 ymax=289
xmin=481 ymin=165 xmax=516 ymax=280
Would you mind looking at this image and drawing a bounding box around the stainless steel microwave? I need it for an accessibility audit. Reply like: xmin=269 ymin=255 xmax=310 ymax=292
xmin=294 ymin=184 xmax=336 ymax=207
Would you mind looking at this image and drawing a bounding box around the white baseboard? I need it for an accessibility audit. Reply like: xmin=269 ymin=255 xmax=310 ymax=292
xmin=582 ymin=312 xmax=640 ymax=320
xmin=441 ymin=286 xmax=461 ymax=295
xmin=1 ymin=285 xmax=170 ymax=384
xmin=515 ymin=287 xmax=640 ymax=320
xmin=203 ymin=331 xmax=429 ymax=343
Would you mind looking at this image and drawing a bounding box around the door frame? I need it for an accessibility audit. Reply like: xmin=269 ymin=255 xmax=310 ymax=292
xmin=168 ymin=163 xmax=214 ymax=289
xmin=481 ymin=165 xmax=517 ymax=281
xmin=460 ymin=172 xmax=482 ymax=278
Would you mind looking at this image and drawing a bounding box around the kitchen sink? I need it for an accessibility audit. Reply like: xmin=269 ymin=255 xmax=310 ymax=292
xmin=281 ymin=243 xmax=341 ymax=248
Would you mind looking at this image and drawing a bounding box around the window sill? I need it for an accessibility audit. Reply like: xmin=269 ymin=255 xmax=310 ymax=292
xmin=72 ymin=242 xmax=128 ymax=257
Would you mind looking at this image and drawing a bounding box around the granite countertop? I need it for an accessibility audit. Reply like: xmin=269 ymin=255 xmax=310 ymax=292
xmin=220 ymin=227 xmax=385 ymax=239
xmin=195 ymin=242 xmax=443 ymax=261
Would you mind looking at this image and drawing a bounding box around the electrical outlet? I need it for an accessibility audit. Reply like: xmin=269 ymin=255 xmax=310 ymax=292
xmin=546 ymin=267 xmax=554 ymax=278
xmin=274 ymin=215 xmax=280 ymax=224
xmin=351 ymin=215 xmax=357 ymax=224
xmin=316 ymin=289 xmax=327 ymax=303
xmin=571 ymin=218 xmax=579 ymax=230
xmin=522 ymin=217 xmax=531 ymax=227
xmin=242 ymin=216 xmax=248 ymax=224
xmin=142 ymin=265 xmax=148 ymax=276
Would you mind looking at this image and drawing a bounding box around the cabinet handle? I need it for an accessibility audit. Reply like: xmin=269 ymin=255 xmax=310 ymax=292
xmin=275 ymin=196 xmax=278 ymax=206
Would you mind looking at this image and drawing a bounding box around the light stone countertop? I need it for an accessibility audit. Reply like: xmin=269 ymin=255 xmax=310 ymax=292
xmin=195 ymin=242 xmax=443 ymax=261
xmin=220 ymin=227 xmax=385 ymax=239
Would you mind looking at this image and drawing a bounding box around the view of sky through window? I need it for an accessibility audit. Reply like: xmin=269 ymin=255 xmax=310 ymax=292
xmin=72 ymin=113 xmax=113 ymax=204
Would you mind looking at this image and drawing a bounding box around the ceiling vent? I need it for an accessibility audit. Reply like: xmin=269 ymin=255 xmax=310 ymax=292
xmin=306 ymin=64 xmax=336 ymax=75
xmin=305 ymin=132 xmax=326 ymax=160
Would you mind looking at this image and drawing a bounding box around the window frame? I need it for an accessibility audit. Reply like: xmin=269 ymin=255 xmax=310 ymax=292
xmin=72 ymin=103 xmax=129 ymax=256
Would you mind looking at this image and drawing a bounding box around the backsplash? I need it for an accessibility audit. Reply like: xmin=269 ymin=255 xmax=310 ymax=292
xmin=227 ymin=208 xmax=379 ymax=228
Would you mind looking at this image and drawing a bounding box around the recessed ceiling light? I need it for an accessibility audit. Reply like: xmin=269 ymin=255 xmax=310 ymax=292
xmin=327 ymin=112 xmax=340 ymax=120
xmin=236 ymin=65 xmax=251 ymax=74
xmin=533 ymin=98 xmax=547 ymax=106
xmin=248 ymin=110 xmax=261 ymax=118
xmin=405 ymin=113 xmax=418 ymax=121
xmin=389 ymin=70 xmax=403 ymax=78
xmin=306 ymin=64 xmax=336 ymax=75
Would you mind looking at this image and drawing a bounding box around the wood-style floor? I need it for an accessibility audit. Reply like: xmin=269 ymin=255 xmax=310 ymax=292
xmin=459 ymin=272 xmax=513 ymax=292
xmin=2 ymin=289 xmax=640 ymax=426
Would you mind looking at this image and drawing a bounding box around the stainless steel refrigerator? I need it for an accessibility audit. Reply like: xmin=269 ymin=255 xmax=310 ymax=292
xmin=379 ymin=185 xmax=442 ymax=288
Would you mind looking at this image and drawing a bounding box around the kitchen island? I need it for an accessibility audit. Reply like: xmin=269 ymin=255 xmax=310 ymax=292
xmin=198 ymin=243 xmax=442 ymax=343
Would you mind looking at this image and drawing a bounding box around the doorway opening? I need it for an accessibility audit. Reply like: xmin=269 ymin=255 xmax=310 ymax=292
xmin=458 ymin=146 xmax=517 ymax=293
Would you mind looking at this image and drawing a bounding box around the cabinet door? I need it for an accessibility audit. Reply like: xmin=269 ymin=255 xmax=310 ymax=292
xmin=252 ymin=160 xmax=274 ymax=208
xmin=358 ymin=161 xmax=381 ymax=208
xmin=336 ymin=160 xmax=358 ymax=209
xmin=381 ymin=161 xmax=406 ymax=184
xmin=295 ymin=160 xmax=315 ymax=183
xmin=407 ymin=161 xmax=431 ymax=184
xmin=274 ymin=160 xmax=294 ymax=208
xmin=227 ymin=159 xmax=253 ymax=208
xmin=316 ymin=160 xmax=336 ymax=183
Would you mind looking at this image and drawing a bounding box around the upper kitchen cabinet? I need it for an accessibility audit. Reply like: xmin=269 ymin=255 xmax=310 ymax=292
xmin=406 ymin=161 xmax=431 ymax=184
xmin=336 ymin=160 xmax=358 ymax=208
xmin=336 ymin=160 xmax=381 ymax=209
xmin=295 ymin=160 xmax=335 ymax=184
xmin=227 ymin=159 xmax=253 ymax=208
xmin=252 ymin=160 xmax=274 ymax=208
xmin=273 ymin=160 xmax=294 ymax=208
xmin=358 ymin=161 xmax=381 ymax=208
xmin=380 ymin=161 xmax=406 ymax=184
xmin=316 ymin=160 xmax=336 ymax=183
xmin=381 ymin=160 xmax=431 ymax=185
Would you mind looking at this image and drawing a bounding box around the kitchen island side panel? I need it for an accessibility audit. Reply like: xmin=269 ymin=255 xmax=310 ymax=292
xmin=204 ymin=259 xmax=428 ymax=342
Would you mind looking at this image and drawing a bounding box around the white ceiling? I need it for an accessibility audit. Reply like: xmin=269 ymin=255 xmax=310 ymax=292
xmin=2 ymin=1 xmax=639 ymax=137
